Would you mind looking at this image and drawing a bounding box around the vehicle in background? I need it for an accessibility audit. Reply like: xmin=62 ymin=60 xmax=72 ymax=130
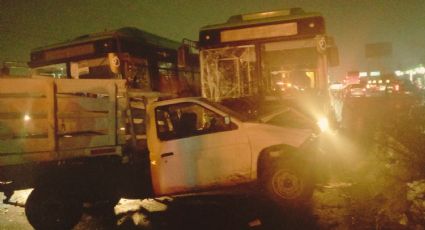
xmin=344 ymin=83 xmax=367 ymax=98
xmin=28 ymin=27 xmax=200 ymax=97
xmin=363 ymin=74 xmax=418 ymax=97
xmin=365 ymin=79 xmax=389 ymax=97
xmin=197 ymin=8 xmax=339 ymax=125
xmin=392 ymin=79 xmax=417 ymax=95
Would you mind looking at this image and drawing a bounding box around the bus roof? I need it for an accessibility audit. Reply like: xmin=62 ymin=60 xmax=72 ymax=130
xmin=200 ymin=8 xmax=322 ymax=31
xmin=31 ymin=27 xmax=181 ymax=52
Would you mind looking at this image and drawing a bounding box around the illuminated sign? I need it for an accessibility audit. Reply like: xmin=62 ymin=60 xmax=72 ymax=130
xmin=370 ymin=71 xmax=381 ymax=76
xmin=44 ymin=44 xmax=95 ymax=61
xmin=199 ymin=16 xmax=324 ymax=47
xmin=242 ymin=10 xmax=291 ymax=21
xmin=220 ymin=22 xmax=298 ymax=42
xmin=359 ymin=72 xmax=368 ymax=77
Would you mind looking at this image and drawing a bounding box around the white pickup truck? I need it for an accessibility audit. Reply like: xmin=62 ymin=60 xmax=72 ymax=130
xmin=0 ymin=77 xmax=319 ymax=229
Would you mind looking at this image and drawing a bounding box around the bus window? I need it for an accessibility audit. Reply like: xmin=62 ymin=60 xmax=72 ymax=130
xmin=32 ymin=63 xmax=67 ymax=78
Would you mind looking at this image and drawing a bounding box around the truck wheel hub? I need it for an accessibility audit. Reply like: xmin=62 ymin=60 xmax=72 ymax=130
xmin=272 ymin=171 xmax=303 ymax=199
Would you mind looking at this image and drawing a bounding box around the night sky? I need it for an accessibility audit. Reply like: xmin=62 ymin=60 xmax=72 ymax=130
xmin=1 ymin=0 xmax=425 ymax=79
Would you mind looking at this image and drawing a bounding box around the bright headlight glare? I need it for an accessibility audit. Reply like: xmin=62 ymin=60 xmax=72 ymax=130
xmin=317 ymin=117 xmax=330 ymax=132
xmin=24 ymin=114 xmax=31 ymax=121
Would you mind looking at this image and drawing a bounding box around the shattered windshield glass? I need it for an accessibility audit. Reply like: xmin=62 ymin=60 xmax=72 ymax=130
xmin=70 ymin=56 xmax=115 ymax=79
xmin=200 ymin=46 xmax=258 ymax=101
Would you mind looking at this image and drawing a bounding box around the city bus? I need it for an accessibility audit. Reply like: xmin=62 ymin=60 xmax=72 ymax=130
xmin=198 ymin=8 xmax=339 ymax=123
xmin=28 ymin=27 xmax=200 ymax=96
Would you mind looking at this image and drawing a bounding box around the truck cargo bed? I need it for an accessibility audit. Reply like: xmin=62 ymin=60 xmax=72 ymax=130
xmin=0 ymin=78 xmax=127 ymax=167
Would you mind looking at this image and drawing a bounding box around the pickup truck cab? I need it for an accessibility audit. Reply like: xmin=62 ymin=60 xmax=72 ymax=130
xmin=147 ymin=97 xmax=315 ymax=196
xmin=0 ymin=78 xmax=318 ymax=229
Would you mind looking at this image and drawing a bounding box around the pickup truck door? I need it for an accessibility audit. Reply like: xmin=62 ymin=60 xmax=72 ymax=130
xmin=148 ymin=101 xmax=251 ymax=195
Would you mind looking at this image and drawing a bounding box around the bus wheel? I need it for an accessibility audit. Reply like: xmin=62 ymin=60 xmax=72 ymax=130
xmin=262 ymin=159 xmax=313 ymax=208
xmin=25 ymin=187 xmax=83 ymax=230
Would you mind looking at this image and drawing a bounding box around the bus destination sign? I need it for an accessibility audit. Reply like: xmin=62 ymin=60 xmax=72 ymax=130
xmin=221 ymin=22 xmax=298 ymax=42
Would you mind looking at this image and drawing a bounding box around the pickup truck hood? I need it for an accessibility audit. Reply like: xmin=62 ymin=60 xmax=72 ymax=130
xmin=242 ymin=122 xmax=313 ymax=151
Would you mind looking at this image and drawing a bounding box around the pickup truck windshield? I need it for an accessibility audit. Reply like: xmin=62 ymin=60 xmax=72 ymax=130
xmin=199 ymin=98 xmax=249 ymax=122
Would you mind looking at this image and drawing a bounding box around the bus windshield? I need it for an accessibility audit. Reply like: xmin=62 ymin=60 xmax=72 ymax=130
xmin=200 ymin=39 xmax=320 ymax=100
xmin=262 ymin=40 xmax=319 ymax=95
xmin=70 ymin=56 xmax=115 ymax=79
xmin=33 ymin=63 xmax=68 ymax=78
xmin=201 ymin=45 xmax=257 ymax=100
xmin=32 ymin=56 xmax=117 ymax=79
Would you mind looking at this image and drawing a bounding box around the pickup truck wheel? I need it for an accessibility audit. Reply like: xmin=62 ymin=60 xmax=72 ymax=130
xmin=25 ymin=188 xmax=83 ymax=230
xmin=262 ymin=159 xmax=313 ymax=208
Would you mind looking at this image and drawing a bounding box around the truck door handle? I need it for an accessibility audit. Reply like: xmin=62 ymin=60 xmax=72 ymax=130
xmin=161 ymin=152 xmax=174 ymax=158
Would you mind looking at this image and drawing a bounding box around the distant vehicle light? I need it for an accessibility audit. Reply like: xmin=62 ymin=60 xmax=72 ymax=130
xmin=416 ymin=66 xmax=425 ymax=74
xmin=370 ymin=71 xmax=381 ymax=76
xmin=395 ymin=70 xmax=404 ymax=76
xmin=24 ymin=114 xmax=31 ymax=121
xmin=329 ymin=83 xmax=344 ymax=90
xmin=359 ymin=72 xmax=368 ymax=77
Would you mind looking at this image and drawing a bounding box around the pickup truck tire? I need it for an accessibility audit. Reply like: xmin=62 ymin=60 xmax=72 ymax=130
xmin=25 ymin=187 xmax=83 ymax=230
xmin=262 ymin=159 xmax=313 ymax=208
